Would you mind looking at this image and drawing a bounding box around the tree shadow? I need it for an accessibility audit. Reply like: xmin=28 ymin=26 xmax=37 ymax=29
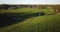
xmin=0 ymin=12 xmax=45 ymax=28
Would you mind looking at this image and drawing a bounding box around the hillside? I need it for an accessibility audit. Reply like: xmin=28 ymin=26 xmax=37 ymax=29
xmin=0 ymin=8 xmax=60 ymax=32
xmin=0 ymin=13 xmax=60 ymax=32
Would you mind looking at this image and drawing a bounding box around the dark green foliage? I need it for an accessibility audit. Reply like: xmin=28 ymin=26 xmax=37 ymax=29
xmin=0 ymin=12 xmax=45 ymax=28
xmin=0 ymin=4 xmax=10 ymax=10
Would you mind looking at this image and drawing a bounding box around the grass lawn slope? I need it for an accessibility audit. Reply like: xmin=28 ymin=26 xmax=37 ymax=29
xmin=0 ymin=8 xmax=60 ymax=32
xmin=0 ymin=13 xmax=60 ymax=32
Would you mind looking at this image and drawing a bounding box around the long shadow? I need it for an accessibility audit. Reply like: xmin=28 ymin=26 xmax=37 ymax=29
xmin=0 ymin=12 xmax=45 ymax=28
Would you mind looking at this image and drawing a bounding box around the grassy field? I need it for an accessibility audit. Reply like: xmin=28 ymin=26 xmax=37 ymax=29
xmin=0 ymin=8 xmax=54 ymax=14
xmin=0 ymin=8 xmax=60 ymax=32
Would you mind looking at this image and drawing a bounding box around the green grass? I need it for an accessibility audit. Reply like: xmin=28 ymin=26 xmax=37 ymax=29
xmin=0 ymin=8 xmax=54 ymax=14
xmin=0 ymin=8 xmax=60 ymax=32
xmin=0 ymin=13 xmax=60 ymax=32
xmin=0 ymin=8 xmax=40 ymax=13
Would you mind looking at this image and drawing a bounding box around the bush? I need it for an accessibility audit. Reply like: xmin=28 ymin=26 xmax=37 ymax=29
xmin=39 ymin=12 xmax=45 ymax=16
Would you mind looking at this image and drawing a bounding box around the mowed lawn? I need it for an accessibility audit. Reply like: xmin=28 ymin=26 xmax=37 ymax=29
xmin=0 ymin=8 xmax=60 ymax=32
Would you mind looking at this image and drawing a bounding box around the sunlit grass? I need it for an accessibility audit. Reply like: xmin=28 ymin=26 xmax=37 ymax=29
xmin=0 ymin=8 xmax=54 ymax=14
xmin=0 ymin=13 xmax=60 ymax=32
xmin=0 ymin=8 xmax=60 ymax=32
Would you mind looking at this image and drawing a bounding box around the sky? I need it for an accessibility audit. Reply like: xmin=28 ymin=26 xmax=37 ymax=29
xmin=0 ymin=0 xmax=60 ymax=4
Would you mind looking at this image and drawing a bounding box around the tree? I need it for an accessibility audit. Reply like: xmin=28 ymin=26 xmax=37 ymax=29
xmin=0 ymin=4 xmax=10 ymax=10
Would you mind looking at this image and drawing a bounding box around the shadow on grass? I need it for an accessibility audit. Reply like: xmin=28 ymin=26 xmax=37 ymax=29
xmin=0 ymin=12 xmax=45 ymax=28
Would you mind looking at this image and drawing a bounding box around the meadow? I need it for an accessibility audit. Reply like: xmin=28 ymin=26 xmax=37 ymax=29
xmin=0 ymin=7 xmax=60 ymax=32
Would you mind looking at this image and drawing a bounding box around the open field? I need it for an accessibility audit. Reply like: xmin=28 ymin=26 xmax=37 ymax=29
xmin=0 ymin=8 xmax=60 ymax=32
xmin=0 ymin=8 xmax=54 ymax=14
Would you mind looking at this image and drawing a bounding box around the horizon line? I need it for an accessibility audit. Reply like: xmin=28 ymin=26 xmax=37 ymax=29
xmin=0 ymin=4 xmax=60 ymax=5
